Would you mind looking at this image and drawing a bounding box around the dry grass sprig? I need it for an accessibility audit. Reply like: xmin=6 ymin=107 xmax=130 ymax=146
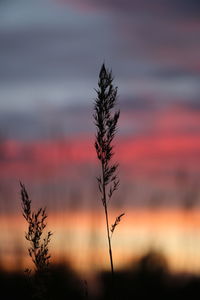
xmin=110 ymin=213 xmax=125 ymax=238
xmin=20 ymin=182 xmax=52 ymax=274
xmin=94 ymin=64 xmax=123 ymax=279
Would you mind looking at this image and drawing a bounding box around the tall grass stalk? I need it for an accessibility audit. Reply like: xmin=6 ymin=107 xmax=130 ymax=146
xmin=94 ymin=64 xmax=123 ymax=279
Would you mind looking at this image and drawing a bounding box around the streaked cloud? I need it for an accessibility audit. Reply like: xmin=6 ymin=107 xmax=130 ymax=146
xmin=0 ymin=0 xmax=199 ymax=110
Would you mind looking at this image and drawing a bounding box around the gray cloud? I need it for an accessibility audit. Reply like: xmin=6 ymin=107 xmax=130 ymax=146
xmin=64 ymin=0 xmax=200 ymax=17
xmin=0 ymin=0 xmax=200 ymax=113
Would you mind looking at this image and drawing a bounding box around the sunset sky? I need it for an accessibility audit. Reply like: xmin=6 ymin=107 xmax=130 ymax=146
xmin=0 ymin=0 xmax=200 ymax=277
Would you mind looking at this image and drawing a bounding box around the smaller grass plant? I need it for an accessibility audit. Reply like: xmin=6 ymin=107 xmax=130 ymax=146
xmin=20 ymin=182 xmax=52 ymax=274
xmin=20 ymin=182 xmax=52 ymax=300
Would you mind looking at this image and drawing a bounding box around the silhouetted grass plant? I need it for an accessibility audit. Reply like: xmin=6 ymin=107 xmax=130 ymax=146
xmin=20 ymin=182 xmax=52 ymax=299
xmin=20 ymin=182 xmax=52 ymax=273
xmin=94 ymin=64 xmax=124 ymax=282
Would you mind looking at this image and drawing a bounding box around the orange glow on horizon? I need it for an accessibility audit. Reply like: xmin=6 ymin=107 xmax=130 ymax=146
xmin=1 ymin=208 xmax=200 ymax=275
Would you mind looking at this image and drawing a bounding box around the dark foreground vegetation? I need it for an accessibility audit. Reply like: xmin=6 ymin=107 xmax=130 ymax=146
xmin=1 ymin=251 xmax=200 ymax=300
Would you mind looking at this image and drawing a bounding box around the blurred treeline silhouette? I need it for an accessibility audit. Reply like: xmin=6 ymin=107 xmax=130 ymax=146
xmin=1 ymin=251 xmax=200 ymax=300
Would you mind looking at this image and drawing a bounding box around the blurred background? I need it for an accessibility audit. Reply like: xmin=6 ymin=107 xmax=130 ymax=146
xmin=0 ymin=0 xmax=200 ymax=281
